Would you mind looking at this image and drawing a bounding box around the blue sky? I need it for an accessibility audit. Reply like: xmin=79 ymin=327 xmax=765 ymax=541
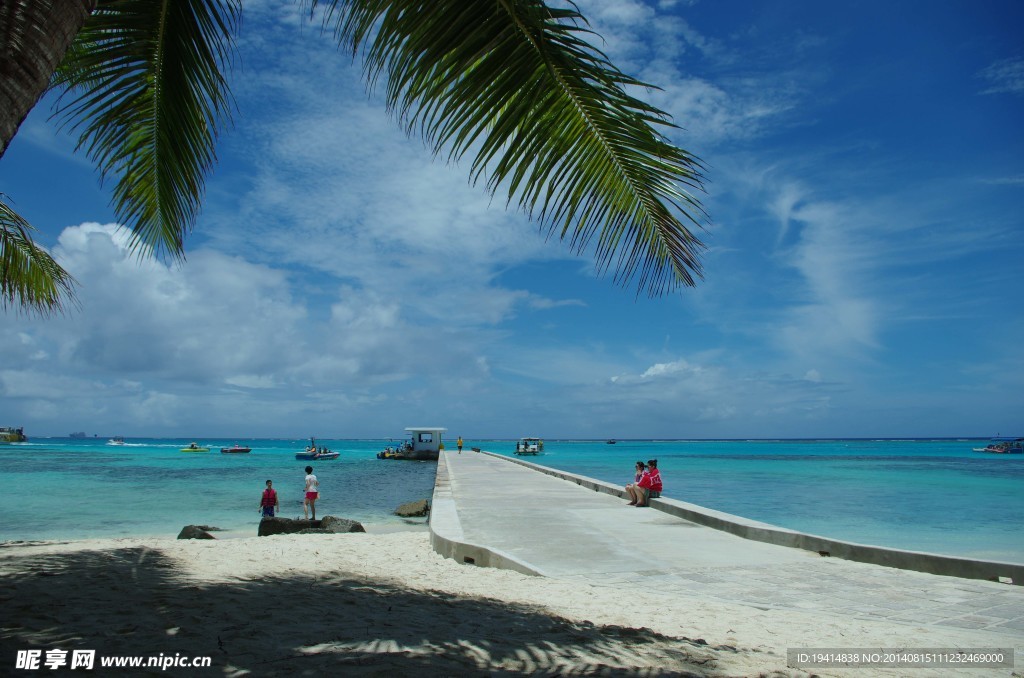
xmin=1 ymin=0 xmax=1022 ymax=439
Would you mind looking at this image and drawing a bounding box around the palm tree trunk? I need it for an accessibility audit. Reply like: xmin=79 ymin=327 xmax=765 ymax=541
xmin=0 ymin=0 xmax=96 ymax=158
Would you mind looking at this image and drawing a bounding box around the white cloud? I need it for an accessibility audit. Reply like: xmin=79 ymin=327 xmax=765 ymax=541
xmin=977 ymin=174 xmax=1024 ymax=186
xmin=3 ymin=1 xmax=1021 ymax=440
xmin=978 ymin=56 xmax=1024 ymax=96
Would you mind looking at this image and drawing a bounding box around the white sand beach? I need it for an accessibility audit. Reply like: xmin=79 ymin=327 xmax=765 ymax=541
xmin=1 ymin=528 xmax=1019 ymax=677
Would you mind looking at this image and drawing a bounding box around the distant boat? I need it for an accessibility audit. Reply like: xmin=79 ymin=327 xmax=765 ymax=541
xmin=376 ymin=427 xmax=447 ymax=460
xmin=69 ymin=431 xmax=87 ymax=439
xmin=0 ymin=427 xmax=27 ymax=443
xmin=972 ymin=437 xmax=1023 ymax=454
xmin=107 ymin=436 xmax=125 ymax=446
xmin=296 ymin=449 xmax=339 ymax=460
xmin=220 ymin=445 xmax=252 ymax=454
xmin=295 ymin=436 xmax=338 ymax=460
xmin=515 ymin=437 xmax=543 ymax=455
xmin=606 ymin=439 xmax=617 ymax=444
xmin=181 ymin=442 xmax=210 ymax=453
xmin=376 ymin=446 xmax=406 ymax=459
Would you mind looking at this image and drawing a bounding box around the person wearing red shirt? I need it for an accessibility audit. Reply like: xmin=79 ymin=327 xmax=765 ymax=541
xmin=635 ymin=459 xmax=662 ymax=507
xmin=259 ymin=479 xmax=279 ymax=518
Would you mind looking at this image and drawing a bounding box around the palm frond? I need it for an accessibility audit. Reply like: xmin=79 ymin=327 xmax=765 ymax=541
xmin=315 ymin=0 xmax=708 ymax=296
xmin=51 ymin=0 xmax=239 ymax=260
xmin=0 ymin=196 xmax=77 ymax=315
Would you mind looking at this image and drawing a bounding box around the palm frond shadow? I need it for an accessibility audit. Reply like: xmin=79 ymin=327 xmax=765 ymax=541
xmin=0 ymin=545 xmax=746 ymax=676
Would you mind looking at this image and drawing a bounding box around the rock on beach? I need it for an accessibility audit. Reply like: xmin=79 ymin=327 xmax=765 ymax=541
xmin=395 ymin=499 xmax=430 ymax=517
xmin=258 ymin=516 xmax=365 ymax=537
xmin=177 ymin=525 xmax=216 ymax=540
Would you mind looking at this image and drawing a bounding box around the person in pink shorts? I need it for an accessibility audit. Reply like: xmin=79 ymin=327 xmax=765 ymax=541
xmin=303 ymin=466 xmax=319 ymax=520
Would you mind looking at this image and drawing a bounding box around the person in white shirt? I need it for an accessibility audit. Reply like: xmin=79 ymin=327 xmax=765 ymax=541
xmin=303 ymin=466 xmax=319 ymax=520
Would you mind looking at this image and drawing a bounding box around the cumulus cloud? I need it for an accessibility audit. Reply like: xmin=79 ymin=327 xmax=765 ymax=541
xmin=4 ymin=1 xmax=1020 ymax=440
xmin=1 ymin=223 xmax=498 ymax=435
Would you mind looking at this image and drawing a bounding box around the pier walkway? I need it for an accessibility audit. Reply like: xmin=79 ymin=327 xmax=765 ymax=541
xmin=430 ymin=449 xmax=1024 ymax=638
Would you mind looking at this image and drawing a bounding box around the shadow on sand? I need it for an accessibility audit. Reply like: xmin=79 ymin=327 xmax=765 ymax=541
xmin=0 ymin=544 xmax=766 ymax=676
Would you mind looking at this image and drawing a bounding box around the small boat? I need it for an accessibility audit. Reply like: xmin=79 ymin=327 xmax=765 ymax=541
xmin=377 ymin=441 xmax=414 ymax=459
xmin=295 ymin=449 xmax=339 ymax=460
xmin=220 ymin=445 xmax=252 ymax=454
xmin=377 ymin=427 xmax=447 ymax=460
xmin=296 ymin=437 xmax=338 ymax=460
xmin=107 ymin=436 xmax=125 ymax=446
xmin=515 ymin=437 xmax=543 ymax=455
xmin=972 ymin=437 xmax=1023 ymax=454
xmin=0 ymin=427 xmax=27 ymax=443
xmin=181 ymin=442 xmax=210 ymax=453
xmin=606 ymin=439 xmax=617 ymax=444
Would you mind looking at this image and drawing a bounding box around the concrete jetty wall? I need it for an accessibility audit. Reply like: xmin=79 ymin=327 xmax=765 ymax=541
xmin=436 ymin=450 xmax=1023 ymax=585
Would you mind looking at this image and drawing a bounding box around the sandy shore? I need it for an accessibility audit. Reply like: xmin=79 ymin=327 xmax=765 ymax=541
xmin=1 ymin=529 xmax=1019 ymax=677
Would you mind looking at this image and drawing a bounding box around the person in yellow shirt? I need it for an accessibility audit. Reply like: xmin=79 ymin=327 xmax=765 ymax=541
xmin=457 ymin=436 xmax=464 ymax=453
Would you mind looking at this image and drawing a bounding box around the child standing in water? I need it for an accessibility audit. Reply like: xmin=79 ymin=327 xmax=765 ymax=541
xmin=259 ymin=479 xmax=279 ymax=518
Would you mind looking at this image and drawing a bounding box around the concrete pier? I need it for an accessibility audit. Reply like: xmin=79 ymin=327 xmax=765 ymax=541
xmin=430 ymin=449 xmax=1024 ymax=637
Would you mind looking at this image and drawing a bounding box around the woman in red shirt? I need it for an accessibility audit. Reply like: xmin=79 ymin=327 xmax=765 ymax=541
xmin=635 ymin=459 xmax=662 ymax=507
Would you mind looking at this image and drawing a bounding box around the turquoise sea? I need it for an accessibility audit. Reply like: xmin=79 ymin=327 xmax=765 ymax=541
xmin=1 ymin=438 xmax=1021 ymax=564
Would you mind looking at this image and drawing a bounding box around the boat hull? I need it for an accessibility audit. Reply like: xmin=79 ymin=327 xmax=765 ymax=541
xmin=377 ymin=450 xmax=438 ymax=460
xmin=973 ymin=438 xmax=1024 ymax=454
xmin=295 ymin=452 xmax=339 ymax=460
xmin=221 ymin=447 xmax=252 ymax=454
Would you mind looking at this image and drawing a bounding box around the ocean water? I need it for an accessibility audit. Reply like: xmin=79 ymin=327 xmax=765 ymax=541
xmin=509 ymin=438 xmax=1024 ymax=563
xmin=1 ymin=437 xmax=1021 ymax=564
xmin=0 ymin=438 xmax=437 ymax=541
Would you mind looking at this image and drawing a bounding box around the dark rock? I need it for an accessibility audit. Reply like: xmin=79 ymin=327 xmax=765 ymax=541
xmin=258 ymin=517 xmax=318 ymax=536
xmin=258 ymin=515 xmax=364 ymax=537
xmin=177 ymin=525 xmax=215 ymax=540
xmin=395 ymin=499 xmax=429 ymax=517
xmin=320 ymin=516 xmax=366 ymax=533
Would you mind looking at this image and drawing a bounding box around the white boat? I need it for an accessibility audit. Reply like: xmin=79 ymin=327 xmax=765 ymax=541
xmin=515 ymin=437 xmax=544 ymax=455
xmin=107 ymin=436 xmax=125 ymax=445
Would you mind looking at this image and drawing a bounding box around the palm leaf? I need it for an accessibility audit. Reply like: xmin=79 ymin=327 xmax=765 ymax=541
xmin=315 ymin=0 xmax=708 ymax=296
xmin=51 ymin=0 xmax=239 ymax=260
xmin=0 ymin=196 xmax=77 ymax=314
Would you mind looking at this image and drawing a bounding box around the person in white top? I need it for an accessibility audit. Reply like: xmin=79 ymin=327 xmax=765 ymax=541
xmin=303 ymin=466 xmax=319 ymax=520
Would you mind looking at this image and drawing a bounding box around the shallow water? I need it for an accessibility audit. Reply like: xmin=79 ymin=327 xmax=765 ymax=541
xmin=2 ymin=437 xmax=1021 ymax=563
xmin=0 ymin=438 xmax=435 ymax=540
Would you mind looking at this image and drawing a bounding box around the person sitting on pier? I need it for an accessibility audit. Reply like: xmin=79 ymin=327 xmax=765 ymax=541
xmin=625 ymin=461 xmax=646 ymax=505
xmin=634 ymin=459 xmax=662 ymax=507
